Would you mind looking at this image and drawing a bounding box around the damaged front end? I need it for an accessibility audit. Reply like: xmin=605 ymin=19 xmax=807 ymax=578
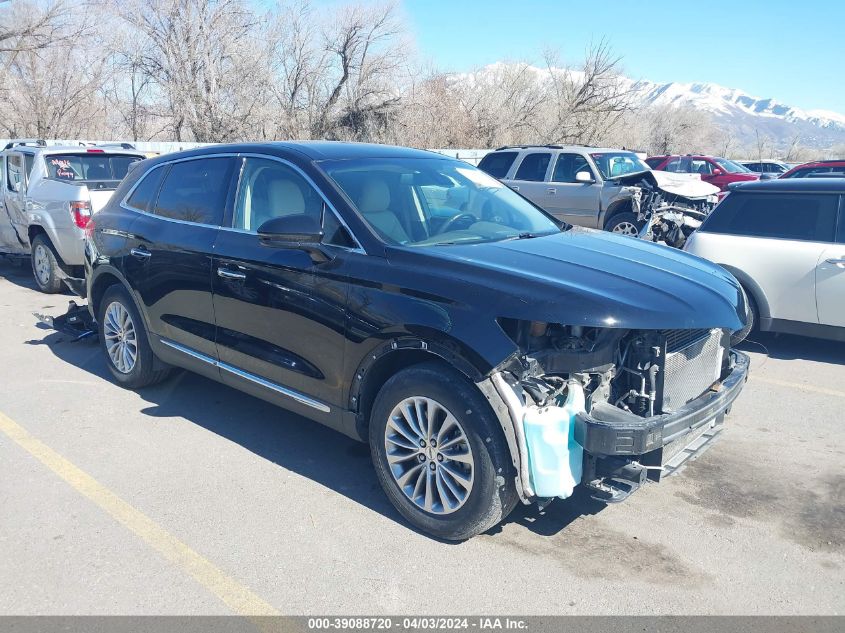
xmin=489 ymin=320 xmax=749 ymax=505
xmin=614 ymin=171 xmax=720 ymax=249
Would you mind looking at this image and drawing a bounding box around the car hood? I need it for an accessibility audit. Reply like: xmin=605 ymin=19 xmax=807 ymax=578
xmin=613 ymin=170 xmax=720 ymax=199
xmin=395 ymin=228 xmax=745 ymax=332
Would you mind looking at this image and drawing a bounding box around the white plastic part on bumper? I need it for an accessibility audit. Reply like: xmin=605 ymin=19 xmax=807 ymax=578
xmin=490 ymin=374 xmax=587 ymax=501
xmin=523 ymin=381 xmax=585 ymax=499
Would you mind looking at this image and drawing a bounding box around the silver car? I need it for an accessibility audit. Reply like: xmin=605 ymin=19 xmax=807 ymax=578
xmin=478 ymin=145 xmax=719 ymax=237
xmin=0 ymin=141 xmax=145 ymax=292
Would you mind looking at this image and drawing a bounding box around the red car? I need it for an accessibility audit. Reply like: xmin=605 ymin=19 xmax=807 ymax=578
xmin=780 ymin=159 xmax=845 ymax=179
xmin=645 ymin=155 xmax=760 ymax=191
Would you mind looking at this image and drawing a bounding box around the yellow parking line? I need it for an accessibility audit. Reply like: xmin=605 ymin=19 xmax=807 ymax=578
xmin=0 ymin=410 xmax=280 ymax=617
xmin=753 ymin=376 xmax=845 ymax=399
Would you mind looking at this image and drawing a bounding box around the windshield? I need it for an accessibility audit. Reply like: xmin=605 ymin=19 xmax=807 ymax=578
xmin=589 ymin=152 xmax=650 ymax=179
xmin=713 ymin=157 xmax=751 ymax=173
xmin=45 ymin=153 xmax=142 ymax=182
xmin=319 ymin=157 xmax=561 ymax=246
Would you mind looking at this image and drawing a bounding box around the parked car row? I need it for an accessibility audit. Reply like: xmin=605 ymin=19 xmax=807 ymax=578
xmin=6 ymin=137 xmax=843 ymax=540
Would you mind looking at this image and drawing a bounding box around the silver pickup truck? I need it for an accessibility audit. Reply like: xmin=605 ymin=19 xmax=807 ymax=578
xmin=0 ymin=141 xmax=145 ymax=292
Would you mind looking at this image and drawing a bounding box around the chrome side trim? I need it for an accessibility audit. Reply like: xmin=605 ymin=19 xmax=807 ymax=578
xmin=159 ymin=338 xmax=331 ymax=413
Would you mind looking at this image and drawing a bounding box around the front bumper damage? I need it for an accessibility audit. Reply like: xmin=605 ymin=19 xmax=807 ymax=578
xmin=490 ymin=350 xmax=750 ymax=505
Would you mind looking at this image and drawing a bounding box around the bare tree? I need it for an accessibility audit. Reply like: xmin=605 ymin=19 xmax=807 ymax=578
xmin=311 ymin=1 xmax=406 ymax=140
xmin=541 ymin=41 xmax=633 ymax=145
xmin=0 ymin=0 xmax=89 ymax=59
xmin=104 ymin=0 xmax=270 ymax=142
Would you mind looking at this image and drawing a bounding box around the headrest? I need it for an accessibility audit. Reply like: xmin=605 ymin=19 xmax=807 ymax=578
xmin=267 ymin=179 xmax=305 ymax=215
xmin=358 ymin=179 xmax=390 ymax=214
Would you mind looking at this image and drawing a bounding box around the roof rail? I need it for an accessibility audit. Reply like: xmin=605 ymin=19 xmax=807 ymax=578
xmin=493 ymin=144 xmax=568 ymax=151
xmin=3 ymin=139 xmax=47 ymax=150
xmin=96 ymin=142 xmax=137 ymax=150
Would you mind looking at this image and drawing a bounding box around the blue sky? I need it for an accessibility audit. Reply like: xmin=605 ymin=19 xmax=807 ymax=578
xmin=401 ymin=0 xmax=845 ymax=113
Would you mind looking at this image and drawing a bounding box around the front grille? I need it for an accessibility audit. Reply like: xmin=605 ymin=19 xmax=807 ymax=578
xmin=662 ymin=328 xmax=724 ymax=412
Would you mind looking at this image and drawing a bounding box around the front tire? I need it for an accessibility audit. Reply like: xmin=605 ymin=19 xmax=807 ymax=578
xmin=606 ymin=212 xmax=643 ymax=237
xmin=731 ymin=286 xmax=758 ymax=346
xmin=370 ymin=362 xmax=518 ymax=540
xmin=97 ymin=284 xmax=172 ymax=389
xmin=31 ymin=234 xmax=64 ymax=294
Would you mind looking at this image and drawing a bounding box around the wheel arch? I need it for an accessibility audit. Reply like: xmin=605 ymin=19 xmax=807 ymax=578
xmin=88 ymin=266 xmax=153 ymax=333
xmin=718 ymin=264 xmax=770 ymax=322
xmin=27 ymin=224 xmax=47 ymax=243
xmin=601 ymin=198 xmax=634 ymax=229
xmin=348 ymin=336 xmax=492 ymax=442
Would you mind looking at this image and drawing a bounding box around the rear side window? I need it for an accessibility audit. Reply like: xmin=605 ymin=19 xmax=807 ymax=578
xmin=551 ymin=153 xmax=593 ymax=183
xmin=644 ymin=157 xmax=664 ymax=169
xmin=45 ymin=153 xmax=143 ymax=181
xmin=153 ymin=158 xmax=233 ymax=225
xmin=701 ymin=193 xmax=838 ymax=242
xmin=6 ymin=154 xmax=23 ymax=191
xmin=514 ymin=152 xmax=551 ymax=182
xmin=126 ymin=166 xmax=167 ymax=213
xmin=478 ymin=152 xmax=517 ymax=179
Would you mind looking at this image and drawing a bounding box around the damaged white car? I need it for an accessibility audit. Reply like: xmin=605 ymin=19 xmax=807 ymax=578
xmin=478 ymin=145 xmax=721 ymax=248
xmin=0 ymin=140 xmax=145 ymax=292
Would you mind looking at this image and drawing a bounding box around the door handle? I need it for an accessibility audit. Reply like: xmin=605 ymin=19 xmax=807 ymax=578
xmin=217 ymin=267 xmax=246 ymax=280
xmin=130 ymin=247 xmax=151 ymax=259
xmin=511 ymin=185 xmax=519 ymax=192
xmin=825 ymin=257 xmax=845 ymax=265
xmin=547 ymin=187 xmax=556 ymax=195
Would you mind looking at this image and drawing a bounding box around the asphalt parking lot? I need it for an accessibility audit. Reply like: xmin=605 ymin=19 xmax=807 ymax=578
xmin=0 ymin=259 xmax=843 ymax=616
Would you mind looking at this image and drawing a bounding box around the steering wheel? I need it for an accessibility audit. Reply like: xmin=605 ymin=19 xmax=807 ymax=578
xmin=438 ymin=212 xmax=476 ymax=234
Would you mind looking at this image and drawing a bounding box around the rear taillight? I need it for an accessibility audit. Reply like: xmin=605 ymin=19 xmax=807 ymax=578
xmin=70 ymin=201 xmax=92 ymax=229
xmin=84 ymin=218 xmax=96 ymax=240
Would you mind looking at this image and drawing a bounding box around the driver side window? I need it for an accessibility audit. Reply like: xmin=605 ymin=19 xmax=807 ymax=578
xmin=690 ymin=159 xmax=713 ymax=175
xmin=233 ymin=157 xmax=355 ymax=247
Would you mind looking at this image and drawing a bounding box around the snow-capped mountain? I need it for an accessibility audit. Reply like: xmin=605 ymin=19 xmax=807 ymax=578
xmin=622 ymin=78 xmax=845 ymax=149
xmin=463 ymin=63 xmax=845 ymax=151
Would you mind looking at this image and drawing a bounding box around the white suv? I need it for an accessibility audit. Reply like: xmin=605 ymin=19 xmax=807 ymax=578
xmin=684 ymin=178 xmax=845 ymax=342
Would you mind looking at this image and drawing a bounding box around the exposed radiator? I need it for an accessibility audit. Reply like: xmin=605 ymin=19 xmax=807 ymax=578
xmin=661 ymin=328 xmax=724 ymax=412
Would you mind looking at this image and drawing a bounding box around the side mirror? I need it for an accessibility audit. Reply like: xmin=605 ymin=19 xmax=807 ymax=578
xmin=575 ymin=171 xmax=595 ymax=183
xmin=257 ymin=214 xmax=331 ymax=263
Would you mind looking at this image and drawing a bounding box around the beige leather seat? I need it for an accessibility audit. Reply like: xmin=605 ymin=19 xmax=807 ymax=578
xmin=253 ymin=178 xmax=306 ymax=228
xmin=357 ymin=179 xmax=409 ymax=243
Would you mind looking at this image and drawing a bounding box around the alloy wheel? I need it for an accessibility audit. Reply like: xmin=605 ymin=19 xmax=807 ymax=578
xmin=33 ymin=244 xmax=51 ymax=286
xmin=612 ymin=221 xmax=639 ymax=236
xmin=103 ymin=301 xmax=138 ymax=374
xmin=384 ymin=396 xmax=475 ymax=515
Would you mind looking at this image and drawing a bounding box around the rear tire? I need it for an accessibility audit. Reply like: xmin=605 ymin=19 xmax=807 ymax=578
xmin=97 ymin=284 xmax=172 ymax=389
xmin=369 ymin=361 xmax=518 ymax=540
xmin=605 ymin=212 xmax=642 ymax=237
xmin=30 ymin=235 xmax=64 ymax=294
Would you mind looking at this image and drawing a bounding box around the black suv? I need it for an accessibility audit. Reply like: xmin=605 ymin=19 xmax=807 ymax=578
xmin=85 ymin=142 xmax=749 ymax=540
